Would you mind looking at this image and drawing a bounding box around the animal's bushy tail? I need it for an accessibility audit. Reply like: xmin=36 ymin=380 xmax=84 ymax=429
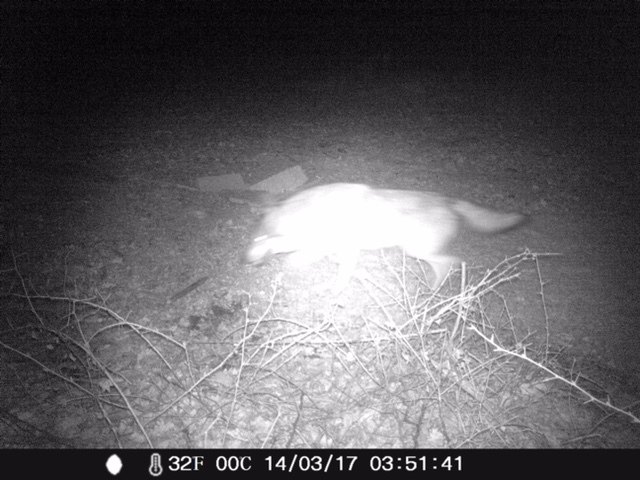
xmin=452 ymin=200 xmax=526 ymax=233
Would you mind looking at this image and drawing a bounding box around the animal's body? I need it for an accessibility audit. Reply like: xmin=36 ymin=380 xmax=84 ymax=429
xmin=245 ymin=183 xmax=525 ymax=289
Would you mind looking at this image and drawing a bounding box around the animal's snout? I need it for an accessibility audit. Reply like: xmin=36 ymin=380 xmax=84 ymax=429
xmin=244 ymin=235 xmax=271 ymax=265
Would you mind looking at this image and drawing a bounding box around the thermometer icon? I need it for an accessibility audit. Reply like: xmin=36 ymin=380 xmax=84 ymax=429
xmin=149 ymin=453 xmax=163 ymax=477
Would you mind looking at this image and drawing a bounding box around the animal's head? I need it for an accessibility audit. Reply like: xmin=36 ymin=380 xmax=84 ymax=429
xmin=245 ymin=228 xmax=302 ymax=266
xmin=244 ymin=233 xmax=275 ymax=265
